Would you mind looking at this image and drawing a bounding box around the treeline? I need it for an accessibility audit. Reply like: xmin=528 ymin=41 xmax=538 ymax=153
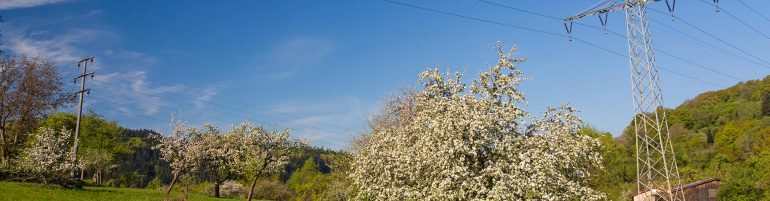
xmin=589 ymin=75 xmax=770 ymax=200
xmin=2 ymin=111 xmax=349 ymax=200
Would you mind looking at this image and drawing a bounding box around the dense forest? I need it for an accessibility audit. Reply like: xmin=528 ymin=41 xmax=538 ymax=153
xmin=589 ymin=75 xmax=770 ymax=200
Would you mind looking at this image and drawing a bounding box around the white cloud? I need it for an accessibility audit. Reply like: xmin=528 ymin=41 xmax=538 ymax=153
xmin=193 ymin=87 xmax=219 ymax=109
xmin=0 ymin=0 xmax=67 ymax=10
xmin=92 ymin=71 xmax=184 ymax=116
xmin=266 ymin=96 xmax=373 ymax=150
xmin=4 ymin=28 xmax=98 ymax=64
xmin=254 ymin=36 xmax=334 ymax=80
xmin=271 ymin=37 xmax=333 ymax=68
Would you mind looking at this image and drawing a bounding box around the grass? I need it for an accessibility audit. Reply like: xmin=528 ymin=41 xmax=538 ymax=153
xmin=0 ymin=182 xmax=244 ymax=201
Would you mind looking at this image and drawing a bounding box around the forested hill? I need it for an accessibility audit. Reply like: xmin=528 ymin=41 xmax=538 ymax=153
xmin=591 ymin=75 xmax=770 ymax=200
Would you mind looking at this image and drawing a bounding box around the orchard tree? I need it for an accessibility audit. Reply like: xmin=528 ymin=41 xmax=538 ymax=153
xmin=38 ymin=112 xmax=126 ymax=182
xmin=233 ymin=121 xmax=306 ymax=201
xmin=351 ymin=42 xmax=605 ymax=200
xmin=190 ymin=124 xmax=245 ymax=198
xmin=16 ymin=127 xmax=77 ymax=185
xmin=152 ymin=118 xmax=196 ymax=195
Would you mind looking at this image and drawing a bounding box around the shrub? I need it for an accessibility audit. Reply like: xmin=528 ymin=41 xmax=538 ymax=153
xmin=205 ymin=181 xmax=247 ymax=198
xmin=250 ymin=180 xmax=291 ymax=201
xmin=146 ymin=177 xmax=163 ymax=190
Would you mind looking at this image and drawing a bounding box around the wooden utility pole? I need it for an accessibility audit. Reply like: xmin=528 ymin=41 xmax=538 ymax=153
xmin=72 ymin=56 xmax=94 ymax=177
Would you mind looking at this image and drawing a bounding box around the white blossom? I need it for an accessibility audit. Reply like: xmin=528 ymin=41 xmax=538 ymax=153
xmin=16 ymin=127 xmax=77 ymax=184
xmin=351 ymin=42 xmax=605 ymax=200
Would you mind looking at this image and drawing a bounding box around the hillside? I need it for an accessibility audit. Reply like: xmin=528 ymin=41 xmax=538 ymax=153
xmin=592 ymin=75 xmax=770 ymax=200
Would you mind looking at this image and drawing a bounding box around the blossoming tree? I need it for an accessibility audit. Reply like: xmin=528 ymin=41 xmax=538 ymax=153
xmin=16 ymin=127 xmax=77 ymax=185
xmin=351 ymin=43 xmax=605 ymax=200
xmin=233 ymin=121 xmax=306 ymax=201
xmin=152 ymin=118 xmax=196 ymax=195
xmin=189 ymin=124 xmax=244 ymax=198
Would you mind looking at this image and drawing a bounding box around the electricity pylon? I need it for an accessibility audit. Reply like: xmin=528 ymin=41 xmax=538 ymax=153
xmin=565 ymin=1 xmax=686 ymax=200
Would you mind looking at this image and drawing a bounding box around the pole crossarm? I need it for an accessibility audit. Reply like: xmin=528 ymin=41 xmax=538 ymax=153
xmin=564 ymin=1 xmax=632 ymax=23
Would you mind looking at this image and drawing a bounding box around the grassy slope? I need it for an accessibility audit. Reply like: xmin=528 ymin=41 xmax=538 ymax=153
xmin=0 ymin=182 xmax=240 ymax=201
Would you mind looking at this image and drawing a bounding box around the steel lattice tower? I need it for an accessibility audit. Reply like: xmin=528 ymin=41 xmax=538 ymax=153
xmin=565 ymin=1 xmax=685 ymax=200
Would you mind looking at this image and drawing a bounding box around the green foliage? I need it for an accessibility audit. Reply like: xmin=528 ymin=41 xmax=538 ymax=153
xmin=145 ymin=177 xmax=162 ymax=190
xmin=596 ymin=76 xmax=770 ymax=199
xmin=761 ymin=91 xmax=770 ymax=116
xmin=249 ymin=180 xmax=292 ymax=201
xmin=583 ymin=127 xmax=634 ymax=200
xmin=287 ymin=158 xmax=327 ymax=201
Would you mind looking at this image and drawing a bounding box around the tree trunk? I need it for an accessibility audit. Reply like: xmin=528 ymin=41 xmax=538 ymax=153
xmin=247 ymin=158 xmax=272 ymax=201
xmin=166 ymin=172 xmax=178 ymax=194
xmin=247 ymin=174 xmax=259 ymax=201
xmin=214 ymin=181 xmax=221 ymax=198
xmin=0 ymin=114 xmax=7 ymax=166
xmin=0 ymin=124 xmax=6 ymax=165
xmin=79 ymin=168 xmax=84 ymax=180
xmin=184 ymin=185 xmax=189 ymax=201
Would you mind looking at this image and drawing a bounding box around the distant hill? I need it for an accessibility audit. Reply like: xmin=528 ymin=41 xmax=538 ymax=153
xmin=589 ymin=75 xmax=770 ymax=200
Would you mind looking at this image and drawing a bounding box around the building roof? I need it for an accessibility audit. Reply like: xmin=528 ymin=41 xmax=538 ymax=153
xmin=673 ymin=178 xmax=722 ymax=192
xmin=632 ymin=178 xmax=722 ymax=196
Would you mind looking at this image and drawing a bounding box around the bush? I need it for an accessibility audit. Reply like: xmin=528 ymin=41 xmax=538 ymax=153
xmin=146 ymin=177 xmax=162 ymax=190
xmin=205 ymin=181 xmax=247 ymax=198
xmin=250 ymin=180 xmax=291 ymax=201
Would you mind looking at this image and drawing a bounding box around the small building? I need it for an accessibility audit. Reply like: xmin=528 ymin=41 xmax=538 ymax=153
xmin=674 ymin=178 xmax=721 ymax=201
xmin=632 ymin=178 xmax=722 ymax=201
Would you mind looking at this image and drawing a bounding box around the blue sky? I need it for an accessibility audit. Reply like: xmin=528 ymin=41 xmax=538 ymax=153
xmin=2 ymin=0 xmax=769 ymax=150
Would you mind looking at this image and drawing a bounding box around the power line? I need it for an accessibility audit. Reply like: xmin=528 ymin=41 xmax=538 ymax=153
xmin=481 ymin=0 xmax=770 ymax=72
xmin=696 ymin=0 xmax=770 ymax=41
xmin=648 ymin=8 xmax=770 ymax=67
xmin=88 ymin=94 xmax=353 ymax=147
xmin=468 ymin=0 xmax=742 ymax=86
xmin=648 ymin=17 xmax=770 ymax=70
xmin=478 ymin=0 xmax=628 ymax=38
xmin=653 ymin=49 xmax=742 ymax=81
xmin=382 ymin=0 xmax=563 ymax=38
xmin=90 ymin=77 xmax=357 ymax=137
xmin=735 ymin=0 xmax=770 ymax=22
xmin=382 ymin=0 xmax=725 ymax=87
xmin=87 ymin=79 xmax=354 ymax=146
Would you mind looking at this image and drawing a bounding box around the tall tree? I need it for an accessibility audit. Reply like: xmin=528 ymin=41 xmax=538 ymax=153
xmin=152 ymin=118 xmax=197 ymax=195
xmin=38 ymin=112 xmax=125 ymax=182
xmin=761 ymin=91 xmax=770 ymax=116
xmin=351 ymin=43 xmax=604 ymax=200
xmin=16 ymin=127 xmax=77 ymax=186
xmin=190 ymin=124 xmax=244 ymax=198
xmin=234 ymin=121 xmax=305 ymax=201
xmin=0 ymin=56 xmax=70 ymax=164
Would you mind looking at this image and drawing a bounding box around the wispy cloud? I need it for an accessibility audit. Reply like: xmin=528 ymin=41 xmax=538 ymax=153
xmin=4 ymin=27 xmax=98 ymax=64
xmin=193 ymin=87 xmax=219 ymax=109
xmin=254 ymin=36 xmax=334 ymax=80
xmin=0 ymin=0 xmax=67 ymax=10
xmin=92 ymin=71 xmax=184 ymax=116
xmin=271 ymin=37 xmax=333 ymax=68
xmin=266 ymin=96 xmax=374 ymax=150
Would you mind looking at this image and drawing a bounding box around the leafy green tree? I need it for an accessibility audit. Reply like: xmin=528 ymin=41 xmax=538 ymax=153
xmin=287 ymin=158 xmax=327 ymax=201
xmin=38 ymin=111 xmax=126 ymax=183
xmin=0 ymin=56 xmax=71 ymax=165
xmin=583 ymin=127 xmax=634 ymax=200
